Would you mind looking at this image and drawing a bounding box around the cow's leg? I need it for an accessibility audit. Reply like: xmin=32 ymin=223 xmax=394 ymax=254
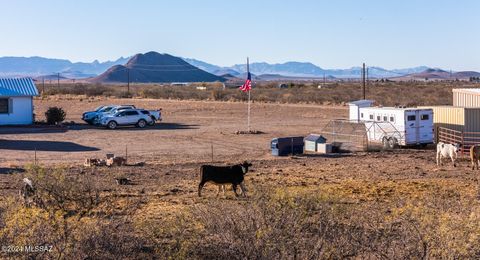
xmin=436 ymin=152 xmax=440 ymax=166
xmin=452 ymin=154 xmax=457 ymax=167
xmin=222 ymin=185 xmax=226 ymax=196
xmin=216 ymin=185 xmax=222 ymax=197
xmin=239 ymin=182 xmax=247 ymax=197
xmin=232 ymin=184 xmax=239 ymax=197
xmin=198 ymin=181 xmax=206 ymax=197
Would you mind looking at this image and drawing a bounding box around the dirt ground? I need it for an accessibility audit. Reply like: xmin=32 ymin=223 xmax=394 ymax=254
xmin=0 ymin=96 xmax=478 ymax=203
xmin=0 ymin=97 xmax=345 ymax=166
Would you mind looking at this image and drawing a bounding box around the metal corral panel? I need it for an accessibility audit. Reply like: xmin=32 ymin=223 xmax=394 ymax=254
xmin=0 ymin=78 xmax=39 ymax=96
xmin=452 ymin=89 xmax=480 ymax=107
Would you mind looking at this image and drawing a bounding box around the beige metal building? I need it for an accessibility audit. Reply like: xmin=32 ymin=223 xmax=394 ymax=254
xmin=419 ymin=106 xmax=480 ymax=132
xmin=453 ymin=89 xmax=480 ymax=107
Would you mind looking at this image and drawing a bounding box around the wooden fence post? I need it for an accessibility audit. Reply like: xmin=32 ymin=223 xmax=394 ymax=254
xmin=461 ymin=131 xmax=465 ymax=156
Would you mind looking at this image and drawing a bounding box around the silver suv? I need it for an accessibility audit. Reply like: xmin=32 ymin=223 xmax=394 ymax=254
xmin=99 ymin=109 xmax=153 ymax=129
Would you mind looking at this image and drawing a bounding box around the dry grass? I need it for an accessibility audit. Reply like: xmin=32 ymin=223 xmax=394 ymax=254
xmin=2 ymin=151 xmax=480 ymax=258
xmin=38 ymin=81 xmax=480 ymax=106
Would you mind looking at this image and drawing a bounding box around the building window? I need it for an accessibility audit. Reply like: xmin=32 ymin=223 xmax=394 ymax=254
xmin=407 ymin=115 xmax=416 ymax=121
xmin=369 ymin=114 xmax=374 ymax=120
xmin=0 ymin=99 xmax=8 ymax=114
xmin=360 ymin=113 xmax=364 ymax=118
xmin=390 ymin=116 xmax=395 ymax=122
xmin=376 ymin=116 xmax=381 ymax=121
xmin=383 ymin=116 xmax=388 ymax=121
xmin=421 ymin=114 xmax=429 ymax=120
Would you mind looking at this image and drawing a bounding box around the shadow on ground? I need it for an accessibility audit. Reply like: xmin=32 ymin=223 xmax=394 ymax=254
xmin=0 ymin=167 xmax=25 ymax=174
xmin=0 ymin=140 xmax=100 ymax=152
xmin=68 ymin=122 xmax=200 ymax=131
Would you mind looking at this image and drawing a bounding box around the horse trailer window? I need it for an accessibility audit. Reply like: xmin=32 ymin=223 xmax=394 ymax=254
xmin=390 ymin=116 xmax=395 ymax=122
xmin=421 ymin=114 xmax=429 ymax=120
xmin=0 ymin=99 xmax=8 ymax=114
xmin=407 ymin=115 xmax=416 ymax=121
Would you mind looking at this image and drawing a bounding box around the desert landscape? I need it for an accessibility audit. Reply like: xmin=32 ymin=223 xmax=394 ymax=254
xmin=1 ymin=90 xmax=480 ymax=259
xmin=1 ymin=1 xmax=480 ymax=258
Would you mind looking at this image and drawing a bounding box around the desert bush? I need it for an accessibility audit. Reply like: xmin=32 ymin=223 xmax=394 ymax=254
xmin=37 ymin=81 xmax=477 ymax=106
xmin=0 ymin=166 xmax=149 ymax=259
xmin=190 ymin=189 xmax=427 ymax=259
xmin=23 ymin=165 xmax=100 ymax=216
xmin=210 ymin=89 xmax=225 ymax=101
xmin=44 ymin=106 xmax=66 ymax=125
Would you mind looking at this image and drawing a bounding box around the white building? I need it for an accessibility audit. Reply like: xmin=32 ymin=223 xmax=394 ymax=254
xmin=0 ymin=78 xmax=39 ymax=125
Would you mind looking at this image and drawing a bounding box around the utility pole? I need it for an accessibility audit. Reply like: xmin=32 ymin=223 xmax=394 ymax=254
xmin=362 ymin=63 xmax=366 ymax=100
xmin=247 ymin=57 xmax=251 ymax=132
xmin=127 ymin=68 xmax=130 ymax=94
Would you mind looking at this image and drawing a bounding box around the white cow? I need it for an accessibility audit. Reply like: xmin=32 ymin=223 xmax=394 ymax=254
xmin=436 ymin=142 xmax=460 ymax=167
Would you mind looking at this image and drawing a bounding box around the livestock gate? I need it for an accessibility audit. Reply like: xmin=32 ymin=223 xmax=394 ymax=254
xmin=437 ymin=127 xmax=480 ymax=156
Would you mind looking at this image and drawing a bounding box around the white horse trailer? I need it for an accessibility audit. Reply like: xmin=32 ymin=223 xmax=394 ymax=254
xmin=349 ymin=102 xmax=434 ymax=148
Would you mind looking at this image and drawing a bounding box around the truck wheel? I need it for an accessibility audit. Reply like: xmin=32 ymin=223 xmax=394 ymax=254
xmin=107 ymin=121 xmax=117 ymax=130
xmin=148 ymin=116 xmax=155 ymax=126
xmin=137 ymin=119 xmax=147 ymax=128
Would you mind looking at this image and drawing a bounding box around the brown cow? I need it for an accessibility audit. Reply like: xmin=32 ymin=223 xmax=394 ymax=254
xmin=470 ymin=145 xmax=480 ymax=170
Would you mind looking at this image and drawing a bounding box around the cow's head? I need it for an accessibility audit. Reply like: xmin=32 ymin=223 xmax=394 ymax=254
xmin=454 ymin=143 xmax=462 ymax=152
xmin=241 ymin=161 xmax=253 ymax=174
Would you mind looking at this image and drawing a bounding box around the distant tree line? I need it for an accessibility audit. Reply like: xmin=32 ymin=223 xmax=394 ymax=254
xmin=469 ymin=77 xmax=480 ymax=82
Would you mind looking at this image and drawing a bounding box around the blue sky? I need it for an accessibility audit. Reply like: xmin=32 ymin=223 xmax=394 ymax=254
xmin=1 ymin=0 xmax=479 ymax=70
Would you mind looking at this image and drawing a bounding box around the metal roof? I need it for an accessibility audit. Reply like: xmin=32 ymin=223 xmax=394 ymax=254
xmin=452 ymin=88 xmax=480 ymax=95
xmin=0 ymin=78 xmax=39 ymax=96
xmin=305 ymin=134 xmax=327 ymax=142
xmin=348 ymin=99 xmax=375 ymax=105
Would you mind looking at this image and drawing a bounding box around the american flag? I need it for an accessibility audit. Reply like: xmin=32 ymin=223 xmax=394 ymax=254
xmin=239 ymin=72 xmax=252 ymax=92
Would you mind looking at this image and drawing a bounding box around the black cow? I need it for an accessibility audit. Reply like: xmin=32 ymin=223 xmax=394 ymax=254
xmin=198 ymin=161 xmax=252 ymax=197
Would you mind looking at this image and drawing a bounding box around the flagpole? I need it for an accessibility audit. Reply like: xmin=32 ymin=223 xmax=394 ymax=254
xmin=247 ymin=57 xmax=251 ymax=132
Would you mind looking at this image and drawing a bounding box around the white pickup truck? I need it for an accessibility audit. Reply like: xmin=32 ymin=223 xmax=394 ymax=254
xmin=138 ymin=109 xmax=162 ymax=125
xmin=99 ymin=109 xmax=161 ymax=129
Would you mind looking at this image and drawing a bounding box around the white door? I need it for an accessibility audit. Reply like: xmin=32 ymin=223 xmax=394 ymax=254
xmin=417 ymin=110 xmax=434 ymax=143
xmin=405 ymin=111 xmax=418 ymax=144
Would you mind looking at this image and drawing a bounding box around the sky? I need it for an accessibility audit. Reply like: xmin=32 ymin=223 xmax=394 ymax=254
xmin=1 ymin=0 xmax=479 ymax=71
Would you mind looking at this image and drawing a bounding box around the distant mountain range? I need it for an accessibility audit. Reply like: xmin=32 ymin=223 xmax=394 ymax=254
xmin=0 ymin=53 xmax=478 ymax=81
xmin=0 ymin=56 xmax=129 ymax=78
xmin=91 ymin=52 xmax=224 ymax=83
xmin=390 ymin=68 xmax=480 ymax=81
xmin=183 ymin=59 xmax=436 ymax=79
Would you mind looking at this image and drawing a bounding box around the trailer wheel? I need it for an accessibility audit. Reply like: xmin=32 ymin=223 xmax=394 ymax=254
xmin=382 ymin=137 xmax=390 ymax=149
xmin=388 ymin=138 xmax=398 ymax=149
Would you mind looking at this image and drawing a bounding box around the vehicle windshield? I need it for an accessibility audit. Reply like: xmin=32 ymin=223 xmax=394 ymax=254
xmin=100 ymin=106 xmax=114 ymax=112
xmin=94 ymin=106 xmax=105 ymax=112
